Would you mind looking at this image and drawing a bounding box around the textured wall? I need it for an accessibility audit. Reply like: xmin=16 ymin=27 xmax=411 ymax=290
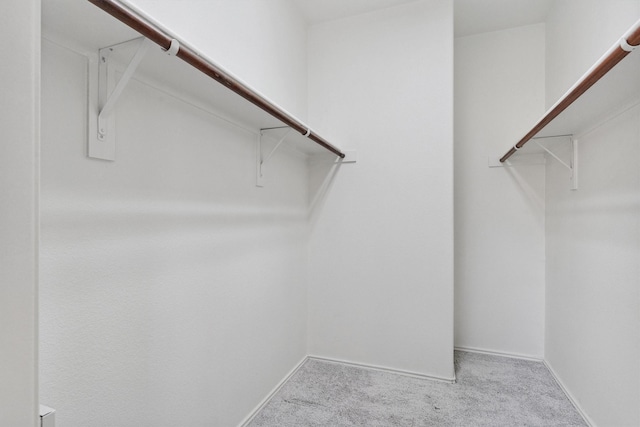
xmin=454 ymin=24 xmax=546 ymax=358
xmin=0 ymin=0 xmax=40 ymax=425
xmin=544 ymin=1 xmax=640 ymax=425
xmin=307 ymin=0 xmax=455 ymax=380
xmin=39 ymin=1 xmax=311 ymax=425
xmin=546 ymin=104 xmax=640 ymax=427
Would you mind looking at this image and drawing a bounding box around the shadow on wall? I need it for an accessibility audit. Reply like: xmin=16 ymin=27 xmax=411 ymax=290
xmin=503 ymin=164 xmax=546 ymax=216
xmin=308 ymin=153 xmax=344 ymax=226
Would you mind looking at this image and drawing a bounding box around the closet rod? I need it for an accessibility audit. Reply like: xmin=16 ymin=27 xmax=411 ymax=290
xmin=88 ymin=0 xmax=345 ymax=158
xmin=500 ymin=20 xmax=640 ymax=163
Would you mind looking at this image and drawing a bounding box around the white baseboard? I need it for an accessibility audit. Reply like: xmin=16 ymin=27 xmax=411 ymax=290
xmin=239 ymin=347 xmax=597 ymax=427
xmin=238 ymin=355 xmax=309 ymax=427
xmin=543 ymin=360 xmax=595 ymax=427
xmin=457 ymin=347 xmax=594 ymax=426
xmin=308 ymin=355 xmax=457 ymax=384
xmin=242 ymin=351 xmax=596 ymax=427
xmin=239 ymin=354 xmax=456 ymax=425
xmin=454 ymin=346 xmax=543 ymax=362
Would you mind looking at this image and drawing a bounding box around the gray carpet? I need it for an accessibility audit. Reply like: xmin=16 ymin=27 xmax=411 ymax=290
xmin=248 ymin=351 xmax=586 ymax=426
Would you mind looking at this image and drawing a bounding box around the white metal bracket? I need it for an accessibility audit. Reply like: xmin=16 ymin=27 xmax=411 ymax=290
xmin=256 ymin=127 xmax=291 ymax=187
xmin=535 ymin=136 xmax=579 ymax=191
xmin=98 ymin=38 xmax=152 ymax=140
xmin=256 ymin=127 xmax=357 ymax=186
xmin=88 ymin=37 xmax=152 ymax=160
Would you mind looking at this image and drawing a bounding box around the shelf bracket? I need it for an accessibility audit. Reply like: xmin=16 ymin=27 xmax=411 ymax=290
xmin=88 ymin=38 xmax=152 ymax=160
xmin=256 ymin=127 xmax=291 ymax=187
xmin=98 ymin=38 xmax=152 ymax=140
xmin=89 ymin=37 xmax=180 ymax=160
xmin=535 ymin=137 xmax=578 ymax=191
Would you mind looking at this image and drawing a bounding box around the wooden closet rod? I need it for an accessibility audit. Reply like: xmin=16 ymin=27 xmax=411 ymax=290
xmin=88 ymin=0 xmax=346 ymax=158
xmin=500 ymin=20 xmax=640 ymax=163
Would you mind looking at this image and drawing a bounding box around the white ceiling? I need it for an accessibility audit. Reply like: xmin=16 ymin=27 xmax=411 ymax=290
xmin=292 ymin=0 xmax=554 ymax=37
xmin=454 ymin=0 xmax=553 ymax=38
xmin=42 ymin=0 xmax=556 ymax=51
xmin=291 ymin=0 xmax=418 ymax=25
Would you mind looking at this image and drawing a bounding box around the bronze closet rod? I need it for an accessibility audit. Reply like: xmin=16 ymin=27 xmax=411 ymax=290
xmin=500 ymin=21 xmax=640 ymax=163
xmin=88 ymin=0 xmax=346 ymax=158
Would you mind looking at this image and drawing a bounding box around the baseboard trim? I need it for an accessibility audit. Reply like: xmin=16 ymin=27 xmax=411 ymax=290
xmin=239 ymin=354 xmax=456 ymax=425
xmin=308 ymin=355 xmax=457 ymax=384
xmin=238 ymin=355 xmax=309 ymax=427
xmin=454 ymin=346 xmax=543 ymax=362
xmin=241 ymin=351 xmax=595 ymax=427
xmin=543 ymin=360 xmax=595 ymax=427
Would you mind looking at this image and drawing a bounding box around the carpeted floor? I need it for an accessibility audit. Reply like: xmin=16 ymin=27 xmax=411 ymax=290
xmin=248 ymin=351 xmax=586 ymax=426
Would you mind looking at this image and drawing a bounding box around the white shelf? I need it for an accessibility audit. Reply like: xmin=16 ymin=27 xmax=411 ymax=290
xmin=42 ymin=0 xmax=344 ymax=159
xmin=536 ymin=49 xmax=640 ymax=139
xmin=104 ymin=38 xmax=331 ymax=156
xmin=501 ymin=19 xmax=640 ymax=160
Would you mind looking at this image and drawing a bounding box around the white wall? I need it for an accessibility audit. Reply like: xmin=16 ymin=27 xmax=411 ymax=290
xmin=39 ymin=2 xmax=311 ymax=425
xmin=307 ymin=0 xmax=455 ymax=380
xmin=454 ymin=24 xmax=546 ymax=358
xmin=545 ymin=0 xmax=640 ymax=109
xmin=0 ymin=0 xmax=40 ymax=426
xmin=544 ymin=1 xmax=640 ymax=425
xmin=130 ymin=0 xmax=309 ymax=121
